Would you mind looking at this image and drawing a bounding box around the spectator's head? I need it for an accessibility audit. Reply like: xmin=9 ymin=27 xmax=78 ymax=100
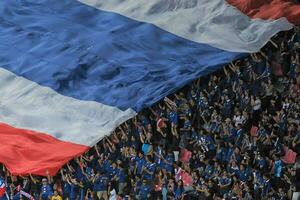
xmin=42 ymin=178 xmax=47 ymax=185
xmin=53 ymin=190 xmax=59 ymax=196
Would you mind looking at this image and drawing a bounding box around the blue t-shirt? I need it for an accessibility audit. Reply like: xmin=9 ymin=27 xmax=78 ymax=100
xmin=103 ymin=160 xmax=111 ymax=173
xmin=253 ymin=172 xmax=264 ymax=191
xmin=205 ymin=135 xmax=216 ymax=150
xmin=216 ymin=148 xmax=225 ymax=161
xmin=63 ymin=182 xmax=71 ymax=195
xmin=84 ymin=167 xmax=94 ymax=181
xmin=237 ymin=169 xmax=248 ymax=182
xmin=143 ymin=163 xmax=156 ymax=180
xmin=183 ymin=119 xmax=192 ymax=129
xmin=198 ymin=97 xmax=208 ymax=109
xmin=257 ymin=158 xmax=266 ymax=169
xmin=204 ymin=165 xmax=214 ymax=179
xmin=224 ymin=99 xmax=232 ymax=111
xmin=117 ymin=169 xmax=126 ymax=183
xmin=69 ymin=183 xmax=77 ymax=199
xmin=274 ymin=160 xmax=283 ymax=177
xmin=135 ymin=156 xmax=146 ymax=175
xmin=174 ymin=187 xmax=184 ymax=199
xmin=75 ymin=166 xmax=84 ymax=181
xmin=262 ymin=179 xmax=271 ymax=196
xmin=12 ymin=193 xmax=21 ymax=200
xmin=163 ymin=154 xmax=174 ymax=172
xmin=225 ymin=147 xmax=234 ymax=161
xmin=94 ymin=175 xmax=108 ymax=191
xmin=41 ymin=184 xmax=53 ymax=200
xmin=219 ymin=176 xmax=231 ymax=186
xmin=169 ymin=111 xmax=178 ymax=125
xmin=139 ymin=184 xmax=151 ymax=199
xmin=108 ymin=167 xmax=118 ymax=179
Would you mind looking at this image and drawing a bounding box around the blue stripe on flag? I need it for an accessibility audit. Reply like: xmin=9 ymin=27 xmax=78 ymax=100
xmin=0 ymin=0 xmax=246 ymax=111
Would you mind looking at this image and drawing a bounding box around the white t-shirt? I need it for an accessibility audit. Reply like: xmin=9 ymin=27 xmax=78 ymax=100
xmin=253 ymin=99 xmax=261 ymax=111
xmin=109 ymin=189 xmax=117 ymax=200
xmin=233 ymin=115 xmax=245 ymax=126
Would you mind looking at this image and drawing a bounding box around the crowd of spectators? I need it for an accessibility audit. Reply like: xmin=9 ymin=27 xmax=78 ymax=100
xmin=0 ymin=27 xmax=300 ymax=200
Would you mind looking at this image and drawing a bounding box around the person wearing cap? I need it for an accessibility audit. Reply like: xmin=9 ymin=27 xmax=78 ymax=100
xmin=40 ymin=178 xmax=53 ymax=200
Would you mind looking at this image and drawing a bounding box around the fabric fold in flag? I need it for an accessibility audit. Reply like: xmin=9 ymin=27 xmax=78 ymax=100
xmin=0 ymin=0 xmax=299 ymax=175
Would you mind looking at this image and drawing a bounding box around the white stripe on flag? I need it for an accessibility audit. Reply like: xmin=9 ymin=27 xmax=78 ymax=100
xmin=79 ymin=0 xmax=292 ymax=53
xmin=0 ymin=68 xmax=136 ymax=146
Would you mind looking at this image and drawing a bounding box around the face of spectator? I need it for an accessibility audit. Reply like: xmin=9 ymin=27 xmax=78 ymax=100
xmin=112 ymin=163 xmax=117 ymax=169
xmin=138 ymin=152 xmax=143 ymax=158
xmin=42 ymin=179 xmax=47 ymax=185
xmin=178 ymin=180 xmax=183 ymax=187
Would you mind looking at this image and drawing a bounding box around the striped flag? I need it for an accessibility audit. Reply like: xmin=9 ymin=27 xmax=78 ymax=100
xmin=0 ymin=0 xmax=299 ymax=175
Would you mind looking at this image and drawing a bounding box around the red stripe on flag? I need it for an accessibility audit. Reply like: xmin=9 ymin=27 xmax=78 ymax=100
xmin=0 ymin=123 xmax=89 ymax=176
xmin=0 ymin=187 xmax=5 ymax=198
xmin=227 ymin=0 xmax=300 ymax=24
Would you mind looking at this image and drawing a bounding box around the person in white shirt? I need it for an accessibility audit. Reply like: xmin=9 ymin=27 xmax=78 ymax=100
xmin=233 ymin=111 xmax=245 ymax=126
xmin=251 ymin=96 xmax=262 ymax=123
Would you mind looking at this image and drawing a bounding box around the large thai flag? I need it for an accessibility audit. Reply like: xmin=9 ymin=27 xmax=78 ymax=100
xmin=0 ymin=0 xmax=299 ymax=176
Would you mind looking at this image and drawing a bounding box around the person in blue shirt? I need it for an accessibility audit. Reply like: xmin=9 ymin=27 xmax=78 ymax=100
xmin=255 ymin=154 xmax=266 ymax=171
xmin=218 ymin=171 xmax=232 ymax=197
xmin=224 ymin=143 xmax=234 ymax=163
xmin=84 ymin=189 xmax=94 ymax=200
xmin=198 ymin=94 xmax=208 ymax=110
xmin=153 ymin=145 xmax=163 ymax=166
xmin=162 ymin=151 xmax=174 ymax=173
xmin=134 ymin=152 xmax=146 ymax=177
xmin=77 ymin=180 xmax=85 ymax=200
xmin=142 ymin=156 xmax=156 ymax=180
xmin=108 ymin=162 xmax=118 ymax=180
xmin=204 ymin=162 xmax=215 ymax=180
xmin=232 ymin=147 xmax=242 ymax=165
xmin=167 ymin=106 xmax=178 ymax=138
xmin=102 ymin=159 xmax=112 ymax=174
xmin=174 ymin=180 xmax=184 ymax=200
xmin=116 ymin=164 xmax=126 ymax=195
xmin=138 ymin=180 xmax=151 ymax=200
xmin=62 ymin=180 xmax=71 ymax=200
xmin=236 ymin=164 xmax=248 ymax=183
xmin=227 ymin=161 xmax=239 ymax=176
xmin=253 ymin=170 xmax=264 ymax=199
xmin=274 ymin=157 xmax=283 ymax=178
xmin=40 ymin=178 xmax=53 ymax=200
xmin=74 ymin=165 xmax=85 ymax=182
xmin=222 ymin=95 xmax=232 ymax=118
xmin=60 ymin=169 xmax=71 ymax=199
xmin=93 ymin=171 xmax=108 ymax=200
xmin=133 ymin=177 xmax=142 ymax=198
xmin=262 ymin=174 xmax=271 ymax=198
xmin=234 ymin=125 xmax=244 ymax=147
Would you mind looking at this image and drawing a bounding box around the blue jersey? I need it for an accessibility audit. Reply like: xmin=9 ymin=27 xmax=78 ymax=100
xmin=135 ymin=157 xmax=146 ymax=175
xmin=41 ymin=184 xmax=53 ymax=200
xmin=94 ymin=175 xmax=108 ymax=191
